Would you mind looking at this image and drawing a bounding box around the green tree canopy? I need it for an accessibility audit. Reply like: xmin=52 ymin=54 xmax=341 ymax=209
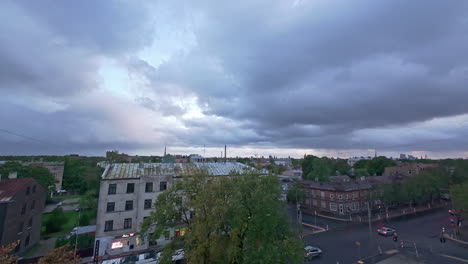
xmin=0 ymin=162 xmax=56 ymax=189
xmin=302 ymin=155 xmax=350 ymax=181
xmin=141 ymin=172 xmax=303 ymax=264
xmin=354 ymin=156 xmax=396 ymax=176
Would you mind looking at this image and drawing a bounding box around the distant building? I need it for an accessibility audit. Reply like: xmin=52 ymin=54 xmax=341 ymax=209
xmin=273 ymin=159 xmax=292 ymax=168
xmin=0 ymin=178 xmax=46 ymax=254
xmin=94 ymin=162 xmax=257 ymax=259
xmin=383 ymin=163 xmax=438 ymax=178
xmin=399 ymin=154 xmax=407 ymax=159
xmin=300 ymin=175 xmax=373 ymax=215
xmin=188 ymin=154 xmax=204 ymax=163
xmin=24 ymin=162 xmax=65 ymax=191
xmin=407 ymin=155 xmax=416 ymax=160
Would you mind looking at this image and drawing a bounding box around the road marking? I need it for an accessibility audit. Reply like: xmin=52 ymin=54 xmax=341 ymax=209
xmin=302 ymin=222 xmax=326 ymax=230
xmin=384 ymin=249 xmax=398 ymax=254
xmin=439 ymin=254 xmax=468 ymax=263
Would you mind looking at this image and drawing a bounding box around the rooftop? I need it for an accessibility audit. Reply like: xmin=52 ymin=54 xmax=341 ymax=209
xmin=0 ymin=178 xmax=37 ymax=202
xmin=102 ymin=162 xmax=258 ymax=180
xmin=301 ymin=179 xmax=372 ymax=191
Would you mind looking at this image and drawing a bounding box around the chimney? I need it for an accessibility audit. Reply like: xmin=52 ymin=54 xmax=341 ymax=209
xmin=224 ymin=145 xmax=227 ymax=163
xmin=8 ymin=172 xmax=17 ymax=179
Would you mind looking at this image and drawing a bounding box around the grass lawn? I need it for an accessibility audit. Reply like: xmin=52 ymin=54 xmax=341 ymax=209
xmin=41 ymin=209 xmax=96 ymax=237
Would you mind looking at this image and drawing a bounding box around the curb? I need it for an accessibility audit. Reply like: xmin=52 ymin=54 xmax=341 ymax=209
xmin=443 ymin=234 xmax=468 ymax=246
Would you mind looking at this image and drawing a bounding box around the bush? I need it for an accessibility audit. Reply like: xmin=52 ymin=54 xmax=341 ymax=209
xmin=44 ymin=208 xmax=66 ymax=234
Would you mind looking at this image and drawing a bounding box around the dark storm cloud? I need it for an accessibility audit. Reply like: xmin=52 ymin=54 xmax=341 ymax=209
xmin=146 ymin=0 xmax=468 ymax=151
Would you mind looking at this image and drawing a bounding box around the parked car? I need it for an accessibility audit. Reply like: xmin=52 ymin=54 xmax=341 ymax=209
xmin=377 ymin=227 xmax=396 ymax=236
xmin=305 ymin=246 xmax=322 ymax=259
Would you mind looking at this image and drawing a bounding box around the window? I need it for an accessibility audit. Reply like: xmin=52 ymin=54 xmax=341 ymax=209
xmin=124 ymin=218 xmax=132 ymax=229
xmin=126 ymin=183 xmax=135 ymax=193
xmin=32 ymin=185 xmax=36 ymax=193
xmin=30 ymin=200 xmax=35 ymax=210
xmin=190 ymin=211 xmax=195 ymax=219
xmin=159 ymin=182 xmax=167 ymax=191
xmin=352 ymin=192 xmax=356 ymax=199
xmin=321 ymin=201 xmax=326 ymax=208
xmin=320 ymin=191 xmax=325 ymax=198
xmin=145 ymin=182 xmax=153 ymax=193
xmin=351 ymin=202 xmax=356 ymax=211
xmin=26 ymin=187 xmax=30 ymax=195
xmin=311 ymin=190 xmax=315 ymax=196
xmin=106 ymin=202 xmax=115 ymax=212
xmin=345 ymin=194 xmax=349 ymax=200
xmin=21 ymin=203 xmax=26 ymax=215
xmin=144 ymin=199 xmax=152 ymax=210
xmin=108 ymin=184 xmax=117 ymax=195
xmin=125 ymin=200 xmax=133 ymax=211
xmin=330 ymin=203 xmax=337 ymax=211
xmin=330 ymin=193 xmax=334 ymax=199
xmin=312 ymin=199 xmax=318 ymax=206
xmin=104 ymin=220 xmax=113 ymax=232
xmin=408 ymin=170 xmax=412 ymax=174
xmin=338 ymin=194 xmax=343 ymax=200
xmin=28 ymin=217 xmax=32 ymax=228
xmin=25 ymin=235 xmax=30 ymax=247
xmin=18 ymin=222 xmax=23 ymax=234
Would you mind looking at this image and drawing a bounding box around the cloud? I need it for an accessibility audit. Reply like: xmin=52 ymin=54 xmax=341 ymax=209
xmin=1 ymin=0 xmax=468 ymax=157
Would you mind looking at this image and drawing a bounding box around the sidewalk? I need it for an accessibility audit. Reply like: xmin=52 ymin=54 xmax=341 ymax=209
xmin=302 ymin=202 xmax=448 ymax=223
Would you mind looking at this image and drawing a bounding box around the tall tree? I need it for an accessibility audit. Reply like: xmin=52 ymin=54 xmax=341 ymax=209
xmin=0 ymin=162 xmax=55 ymax=189
xmin=141 ymin=172 xmax=303 ymax=264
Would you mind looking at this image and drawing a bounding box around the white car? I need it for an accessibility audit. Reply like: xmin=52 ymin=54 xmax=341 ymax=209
xmin=155 ymin=249 xmax=185 ymax=264
xmin=305 ymin=246 xmax=322 ymax=259
xmin=377 ymin=227 xmax=396 ymax=236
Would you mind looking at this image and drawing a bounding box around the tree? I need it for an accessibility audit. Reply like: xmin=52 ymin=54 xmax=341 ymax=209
xmin=44 ymin=208 xmax=67 ymax=234
xmin=287 ymin=182 xmax=305 ymax=204
xmin=354 ymin=157 xmax=396 ymax=176
xmin=141 ymin=172 xmax=304 ymax=264
xmin=38 ymin=244 xmax=79 ymax=264
xmin=0 ymin=162 xmax=56 ymax=190
xmin=451 ymin=184 xmax=468 ymax=211
xmin=0 ymin=242 xmax=17 ymax=264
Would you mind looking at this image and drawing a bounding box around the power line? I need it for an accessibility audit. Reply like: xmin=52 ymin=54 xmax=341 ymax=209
xmin=0 ymin=128 xmax=60 ymax=147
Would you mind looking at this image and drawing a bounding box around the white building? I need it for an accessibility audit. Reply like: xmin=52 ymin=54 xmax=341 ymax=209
xmin=94 ymin=162 xmax=253 ymax=260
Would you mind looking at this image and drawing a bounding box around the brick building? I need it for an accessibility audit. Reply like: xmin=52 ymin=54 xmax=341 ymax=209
xmin=0 ymin=178 xmax=46 ymax=254
xmin=383 ymin=163 xmax=438 ymax=178
xmin=300 ymin=176 xmax=373 ymax=215
xmin=24 ymin=162 xmax=65 ymax=191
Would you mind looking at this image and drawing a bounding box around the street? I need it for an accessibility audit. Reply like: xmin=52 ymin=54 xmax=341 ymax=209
xmin=298 ymin=207 xmax=468 ymax=264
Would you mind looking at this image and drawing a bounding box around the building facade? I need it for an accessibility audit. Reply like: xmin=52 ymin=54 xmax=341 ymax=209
xmin=300 ymin=176 xmax=373 ymax=215
xmin=383 ymin=163 xmax=438 ymax=178
xmin=94 ymin=162 xmax=252 ymax=259
xmin=0 ymin=178 xmax=46 ymax=254
xmin=25 ymin=162 xmax=65 ymax=191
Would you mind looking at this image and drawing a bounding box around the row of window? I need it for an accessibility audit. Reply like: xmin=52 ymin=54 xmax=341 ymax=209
xmin=25 ymin=185 xmax=37 ymax=196
xmin=21 ymin=200 xmax=36 ymax=215
xmin=104 ymin=218 xmax=132 ymax=231
xmin=312 ymin=190 xmax=365 ymax=200
xmin=108 ymin=182 xmax=167 ymax=195
xmin=329 ymin=202 xmax=359 ymax=212
xmin=18 ymin=217 xmax=33 ymax=234
xmin=106 ymin=199 xmax=153 ymax=212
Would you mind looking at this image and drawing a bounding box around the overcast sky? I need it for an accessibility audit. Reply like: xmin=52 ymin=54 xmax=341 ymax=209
xmin=1 ymin=0 xmax=468 ymax=158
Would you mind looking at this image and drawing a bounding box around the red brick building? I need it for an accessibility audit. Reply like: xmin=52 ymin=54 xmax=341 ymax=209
xmin=0 ymin=178 xmax=46 ymax=254
xmin=300 ymin=176 xmax=373 ymax=215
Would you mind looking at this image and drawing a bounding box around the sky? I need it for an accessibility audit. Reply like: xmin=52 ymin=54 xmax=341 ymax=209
xmin=1 ymin=0 xmax=468 ymax=159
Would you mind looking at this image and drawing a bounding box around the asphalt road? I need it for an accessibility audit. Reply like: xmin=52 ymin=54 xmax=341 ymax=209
xmin=297 ymin=206 xmax=468 ymax=264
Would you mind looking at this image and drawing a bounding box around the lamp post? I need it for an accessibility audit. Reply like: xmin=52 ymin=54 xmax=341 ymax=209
xmin=74 ymin=208 xmax=81 ymax=263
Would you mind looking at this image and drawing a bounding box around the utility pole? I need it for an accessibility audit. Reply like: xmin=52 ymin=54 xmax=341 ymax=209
xmin=367 ymin=193 xmax=374 ymax=263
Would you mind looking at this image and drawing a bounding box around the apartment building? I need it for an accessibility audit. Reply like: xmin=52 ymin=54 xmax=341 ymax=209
xmin=94 ymin=162 xmax=251 ymax=259
xmin=0 ymin=178 xmax=46 ymax=254
xmin=383 ymin=163 xmax=438 ymax=178
xmin=300 ymin=176 xmax=373 ymax=215
xmin=24 ymin=162 xmax=65 ymax=191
